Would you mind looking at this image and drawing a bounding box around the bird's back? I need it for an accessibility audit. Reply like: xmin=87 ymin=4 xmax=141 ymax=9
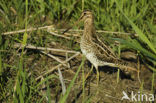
xmin=79 ymin=10 xmax=138 ymax=73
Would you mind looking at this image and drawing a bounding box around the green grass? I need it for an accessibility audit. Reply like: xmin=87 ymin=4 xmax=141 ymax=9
xmin=59 ymin=56 xmax=85 ymax=103
xmin=0 ymin=0 xmax=155 ymax=102
xmin=13 ymin=0 xmax=28 ymax=102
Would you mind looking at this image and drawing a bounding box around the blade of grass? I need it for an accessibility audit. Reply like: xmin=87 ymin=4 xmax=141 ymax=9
xmin=151 ymin=72 xmax=155 ymax=93
xmin=35 ymin=75 xmax=58 ymax=88
xmin=139 ymin=81 xmax=144 ymax=103
xmin=117 ymin=69 xmax=120 ymax=83
xmin=82 ymin=0 xmax=84 ymax=11
xmin=46 ymin=77 xmax=51 ymax=103
xmin=59 ymin=56 xmax=85 ymax=103
xmin=113 ymin=38 xmax=156 ymax=60
xmin=82 ymin=61 xmax=85 ymax=102
xmin=0 ymin=53 xmax=2 ymax=75
xmin=14 ymin=0 xmax=29 ymax=102
xmin=115 ymin=1 xmax=156 ymax=54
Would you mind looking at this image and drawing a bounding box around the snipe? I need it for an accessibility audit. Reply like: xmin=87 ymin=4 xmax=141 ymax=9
xmin=79 ymin=10 xmax=138 ymax=83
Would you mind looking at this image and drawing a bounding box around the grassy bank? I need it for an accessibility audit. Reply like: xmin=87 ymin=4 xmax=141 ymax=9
xmin=0 ymin=0 xmax=155 ymax=102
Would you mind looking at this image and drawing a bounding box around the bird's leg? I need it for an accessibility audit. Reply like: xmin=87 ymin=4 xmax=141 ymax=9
xmin=95 ymin=66 xmax=100 ymax=97
xmin=95 ymin=66 xmax=99 ymax=86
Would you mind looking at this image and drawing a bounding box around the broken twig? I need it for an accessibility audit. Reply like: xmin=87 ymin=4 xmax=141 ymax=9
xmin=36 ymin=52 xmax=80 ymax=80
xmin=14 ymin=43 xmax=78 ymax=54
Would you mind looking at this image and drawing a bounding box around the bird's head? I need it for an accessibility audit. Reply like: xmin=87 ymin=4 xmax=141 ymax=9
xmin=79 ymin=10 xmax=94 ymax=22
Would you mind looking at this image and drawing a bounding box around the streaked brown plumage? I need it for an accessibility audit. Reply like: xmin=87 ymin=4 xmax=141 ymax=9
xmin=79 ymin=10 xmax=138 ymax=82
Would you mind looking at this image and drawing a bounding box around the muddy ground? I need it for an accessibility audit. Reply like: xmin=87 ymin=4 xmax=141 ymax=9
xmin=22 ymin=39 xmax=156 ymax=103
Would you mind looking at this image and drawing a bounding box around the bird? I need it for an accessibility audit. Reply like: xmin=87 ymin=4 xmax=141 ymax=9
xmin=79 ymin=10 xmax=138 ymax=84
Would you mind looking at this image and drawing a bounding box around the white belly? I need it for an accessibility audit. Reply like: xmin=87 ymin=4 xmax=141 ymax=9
xmin=81 ymin=48 xmax=99 ymax=66
xmin=81 ymin=47 xmax=116 ymax=67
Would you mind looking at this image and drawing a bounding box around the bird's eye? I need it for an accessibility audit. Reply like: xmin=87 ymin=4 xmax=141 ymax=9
xmin=84 ymin=12 xmax=86 ymax=15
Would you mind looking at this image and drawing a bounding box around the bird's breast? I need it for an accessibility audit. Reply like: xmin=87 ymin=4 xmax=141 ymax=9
xmin=80 ymin=40 xmax=100 ymax=66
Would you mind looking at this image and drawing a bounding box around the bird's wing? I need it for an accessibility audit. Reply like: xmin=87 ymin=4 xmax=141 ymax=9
xmin=91 ymin=33 xmax=137 ymax=72
xmin=91 ymin=33 xmax=117 ymax=62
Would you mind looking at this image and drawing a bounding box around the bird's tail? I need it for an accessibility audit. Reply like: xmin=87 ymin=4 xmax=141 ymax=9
xmin=115 ymin=59 xmax=140 ymax=75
